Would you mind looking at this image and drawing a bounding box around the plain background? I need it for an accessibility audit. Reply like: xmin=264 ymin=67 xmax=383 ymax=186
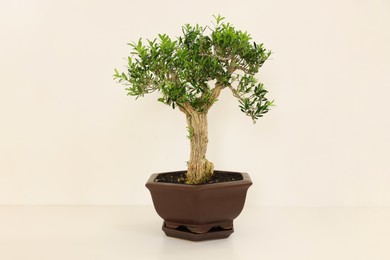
xmin=0 ymin=0 xmax=389 ymax=207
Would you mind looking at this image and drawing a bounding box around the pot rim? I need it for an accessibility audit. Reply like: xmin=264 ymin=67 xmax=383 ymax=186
xmin=145 ymin=170 xmax=252 ymax=190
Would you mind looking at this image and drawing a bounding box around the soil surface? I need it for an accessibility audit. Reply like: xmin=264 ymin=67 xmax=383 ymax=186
xmin=154 ymin=171 xmax=243 ymax=184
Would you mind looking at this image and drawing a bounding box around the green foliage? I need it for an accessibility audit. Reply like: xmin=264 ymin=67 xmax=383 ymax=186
xmin=186 ymin=126 xmax=194 ymax=140
xmin=114 ymin=15 xmax=273 ymax=121
xmin=238 ymin=80 xmax=275 ymax=121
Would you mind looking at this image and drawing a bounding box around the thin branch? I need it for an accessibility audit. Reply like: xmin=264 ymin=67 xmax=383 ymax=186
xmin=227 ymin=84 xmax=245 ymax=103
xmin=235 ymin=65 xmax=250 ymax=73
xmin=227 ymin=57 xmax=237 ymax=74
xmin=199 ymin=52 xmax=231 ymax=62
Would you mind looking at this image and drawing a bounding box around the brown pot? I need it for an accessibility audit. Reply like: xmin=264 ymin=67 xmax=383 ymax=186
xmin=145 ymin=170 xmax=252 ymax=241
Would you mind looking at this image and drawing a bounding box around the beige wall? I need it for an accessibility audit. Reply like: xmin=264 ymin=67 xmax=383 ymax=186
xmin=1 ymin=0 xmax=389 ymax=206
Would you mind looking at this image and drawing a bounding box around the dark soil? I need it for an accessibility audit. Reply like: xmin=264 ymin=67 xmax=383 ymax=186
xmin=154 ymin=171 xmax=243 ymax=184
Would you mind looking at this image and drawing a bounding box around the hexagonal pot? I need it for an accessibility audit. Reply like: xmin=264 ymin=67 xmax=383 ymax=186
xmin=145 ymin=170 xmax=252 ymax=241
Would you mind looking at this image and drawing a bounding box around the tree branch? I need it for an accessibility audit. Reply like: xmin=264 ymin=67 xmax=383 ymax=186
xmin=178 ymin=102 xmax=194 ymax=115
xmin=235 ymin=65 xmax=250 ymax=73
xmin=227 ymin=57 xmax=237 ymax=74
xmin=199 ymin=52 xmax=232 ymax=62
xmin=227 ymin=84 xmax=245 ymax=103
xmin=205 ymin=82 xmax=224 ymax=111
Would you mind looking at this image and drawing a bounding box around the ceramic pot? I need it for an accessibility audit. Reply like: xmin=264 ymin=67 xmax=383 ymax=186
xmin=146 ymin=170 xmax=252 ymax=241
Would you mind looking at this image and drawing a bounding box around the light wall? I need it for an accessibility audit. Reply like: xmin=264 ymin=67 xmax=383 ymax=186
xmin=1 ymin=0 xmax=389 ymax=206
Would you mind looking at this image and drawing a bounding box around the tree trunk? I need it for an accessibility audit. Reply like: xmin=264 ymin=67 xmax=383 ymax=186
xmin=185 ymin=111 xmax=214 ymax=184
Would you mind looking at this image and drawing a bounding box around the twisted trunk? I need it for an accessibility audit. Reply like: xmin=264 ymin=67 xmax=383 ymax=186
xmin=185 ymin=111 xmax=214 ymax=184
xmin=178 ymin=84 xmax=223 ymax=184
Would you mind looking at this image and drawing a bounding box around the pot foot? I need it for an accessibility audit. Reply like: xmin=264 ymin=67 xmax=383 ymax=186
xmin=165 ymin=220 xmax=233 ymax=233
xmin=162 ymin=222 xmax=234 ymax=241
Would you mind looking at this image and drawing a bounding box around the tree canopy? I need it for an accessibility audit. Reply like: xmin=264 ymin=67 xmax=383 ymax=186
xmin=114 ymin=15 xmax=273 ymax=122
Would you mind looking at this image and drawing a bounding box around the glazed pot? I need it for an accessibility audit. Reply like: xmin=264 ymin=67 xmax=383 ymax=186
xmin=145 ymin=170 xmax=252 ymax=241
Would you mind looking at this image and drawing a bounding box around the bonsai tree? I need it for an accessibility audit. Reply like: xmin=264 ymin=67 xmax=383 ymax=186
xmin=114 ymin=15 xmax=273 ymax=184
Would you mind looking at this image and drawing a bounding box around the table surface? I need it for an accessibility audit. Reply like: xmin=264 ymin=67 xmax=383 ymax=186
xmin=0 ymin=206 xmax=389 ymax=260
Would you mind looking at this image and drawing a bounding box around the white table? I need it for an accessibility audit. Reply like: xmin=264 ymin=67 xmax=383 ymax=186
xmin=0 ymin=206 xmax=389 ymax=260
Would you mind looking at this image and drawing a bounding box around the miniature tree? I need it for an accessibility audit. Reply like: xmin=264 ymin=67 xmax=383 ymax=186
xmin=114 ymin=15 xmax=273 ymax=184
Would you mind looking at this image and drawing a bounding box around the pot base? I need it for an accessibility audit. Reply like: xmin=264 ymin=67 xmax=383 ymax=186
xmin=162 ymin=222 xmax=234 ymax=241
